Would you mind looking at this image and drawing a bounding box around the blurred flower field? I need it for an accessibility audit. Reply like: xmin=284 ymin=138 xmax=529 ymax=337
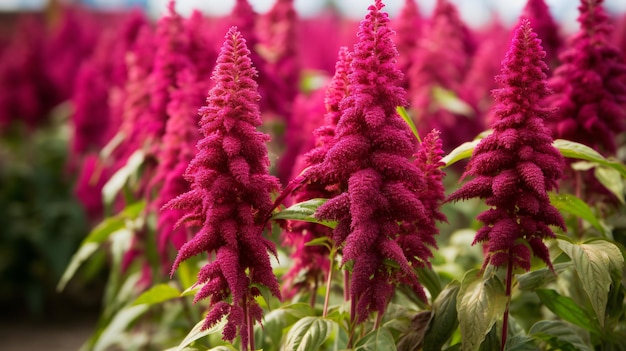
xmin=1 ymin=0 xmax=626 ymax=350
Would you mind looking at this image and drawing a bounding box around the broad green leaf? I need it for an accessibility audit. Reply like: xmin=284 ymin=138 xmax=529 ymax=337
xmin=432 ymin=86 xmax=474 ymax=117
xmin=305 ymin=236 xmax=332 ymax=250
xmin=554 ymin=139 xmax=626 ymax=178
xmin=549 ymin=193 xmax=607 ymax=236
xmin=103 ymin=149 xmax=145 ymax=205
xmin=57 ymin=242 xmax=99 ymax=292
xmin=416 ymin=267 xmax=443 ymax=299
xmin=456 ymin=270 xmax=507 ymax=351
xmin=535 ymin=289 xmax=600 ymax=333
xmin=283 ymin=316 xmax=333 ymax=351
xmin=516 ymin=262 xmax=571 ymax=291
xmin=557 ymin=239 xmax=623 ymax=328
xmin=205 ymin=346 xmax=237 ymax=351
xmin=423 ymin=281 xmax=460 ymax=351
xmin=397 ymin=106 xmax=420 ymax=142
xmin=92 ymin=305 xmax=150 ymax=351
xmin=175 ymin=318 xmax=227 ymax=351
xmin=132 ymin=284 xmax=181 ymax=306
xmin=272 ymin=198 xmax=337 ymax=228
xmin=177 ymin=258 xmax=200 ymax=294
xmin=57 ymin=201 xmax=145 ymax=291
xmin=442 ymin=139 xmax=481 ymax=167
xmin=355 ymin=327 xmax=397 ymax=351
xmin=529 ymin=320 xmax=593 ymax=351
xmin=478 ymin=325 xmax=500 ymax=351
xmin=594 ymin=166 xmax=625 ymax=204
xmin=505 ymin=335 xmax=538 ymax=351
xmin=259 ymin=303 xmax=316 ymax=348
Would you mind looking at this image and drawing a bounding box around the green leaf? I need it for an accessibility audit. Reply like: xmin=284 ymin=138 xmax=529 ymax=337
xmin=57 ymin=201 xmax=145 ymax=292
xmin=442 ymin=139 xmax=481 ymax=167
xmin=456 ymin=270 xmax=507 ymax=351
xmin=175 ymin=318 xmax=227 ymax=351
xmin=355 ymin=327 xmax=397 ymax=351
xmin=102 ymin=149 xmax=145 ymax=205
xmin=92 ymin=305 xmax=150 ymax=351
xmin=529 ymin=320 xmax=593 ymax=351
xmin=505 ymin=335 xmax=538 ymax=351
xmin=416 ymin=267 xmax=443 ymax=299
xmin=423 ymin=281 xmax=460 ymax=351
xmin=305 ymin=236 xmax=332 ymax=250
xmin=553 ymin=139 xmax=626 ymax=178
xmin=516 ymin=262 xmax=571 ymax=291
xmin=535 ymin=289 xmax=600 ymax=333
xmin=397 ymin=106 xmax=420 ymax=142
xmin=272 ymin=198 xmax=337 ymax=228
xmin=258 ymin=303 xmax=315 ymax=349
xmin=283 ymin=316 xmax=333 ymax=351
xmin=132 ymin=284 xmax=181 ymax=306
xmin=557 ymin=239 xmax=624 ymax=328
xmin=432 ymin=86 xmax=474 ymax=117
xmin=549 ymin=193 xmax=607 ymax=236
xmin=594 ymin=166 xmax=625 ymax=204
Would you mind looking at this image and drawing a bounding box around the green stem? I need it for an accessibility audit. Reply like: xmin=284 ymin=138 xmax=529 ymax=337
xmin=500 ymin=256 xmax=514 ymax=351
xmin=347 ymin=297 xmax=357 ymax=348
xmin=322 ymin=267 xmax=334 ymax=317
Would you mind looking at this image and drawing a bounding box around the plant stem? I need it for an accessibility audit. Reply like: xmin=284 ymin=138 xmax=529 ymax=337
xmin=347 ymin=296 xmax=357 ymax=348
xmin=243 ymin=294 xmax=250 ymax=351
xmin=373 ymin=311 xmax=383 ymax=331
xmin=500 ymin=256 xmax=514 ymax=351
xmin=575 ymin=171 xmax=583 ymax=237
xmin=344 ymin=270 xmax=350 ymax=302
xmin=322 ymin=265 xmax=334 ymax=317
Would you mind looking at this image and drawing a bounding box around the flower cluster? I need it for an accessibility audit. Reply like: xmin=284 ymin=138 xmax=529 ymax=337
xmin=307 ymin=0 xmax=438 ymax=322
xmin=167 ymin=27 xmax=281 ymax=345
xmin=449 ymin=20 xmax=565 ymax=271
xmin=547 ymin=0 xmax=626 ymax=156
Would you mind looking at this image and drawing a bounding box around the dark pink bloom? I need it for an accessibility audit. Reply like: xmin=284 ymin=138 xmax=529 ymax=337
xmin=547 ymin=0 xmax=626 ymax=156
xmin=392 ymin=0 xmax=423 ymax=88
xmin=257 ymin=0 xmax=300 ymax=124
xmin=280 ymin=47 xmax=353 ymax=296
xmin=153 ymin=68 xmax=204 ymax=270
xmin=147 ymin=1 xmax=191 ymax=145
xmin=167 ymin=27 xmax=281 ymax=344
xmin=0 ymin=15 xmax=54 ymax=129
xmin=520 ymin=0 xmax=563 ymax=68
xmin=448 ymin=20 xmax=565 ymax=271
xmin=307 ymin=0 xmax=435 ymax=322
xmin=406 ymin=0 xmax=481 ymax=151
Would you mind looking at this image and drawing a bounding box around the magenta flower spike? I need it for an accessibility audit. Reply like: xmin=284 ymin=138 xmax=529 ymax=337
xmin=166 ymin=27 xmax=281 ymax=347
xmin=307 ymin=0 xmax=435 ymax=322
xmin=153 ymin=68 xmax=203 ymax=270
xmin=147 ymin=0 xmax=191 ymax=144
xmin=406 ymin=0 xmax=480 ymax=151
xmin=257 ymin=0 xmax=300 ymax=123
xmin=448 ymin=20 xmax=565 ymax=272
xmin=280 ymin=47 xmax=353 ymax=296
xmin=547 ymin=0 xmax=626 ymax=156
xmin=520 ymin=0 xmax=562 ymax=68
xmin=392 ymin=0 xmax=423 ymax=87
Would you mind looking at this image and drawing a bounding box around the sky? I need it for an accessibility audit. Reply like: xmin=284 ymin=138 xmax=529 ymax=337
xmin=2 ymin=0 xmax=626 ymax=32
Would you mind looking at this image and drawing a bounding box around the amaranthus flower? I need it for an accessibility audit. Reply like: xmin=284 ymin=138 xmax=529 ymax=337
xmin=307 ymin=0 xmax=435 ymax=322
xmin=448 ymin=20 xmax=565 ymax=271
xmin=407 ymin=0 xmax=480 ymax=151
xmin=520 ymin=0 xmax=562 ymax=68
xmin=392 ymin=0 xmax=423 ymax=88
xmin=281 ymin=47 xmax=353 ymax=296
xmin=167 ymin=27 xmax=281 ymax=347
xmin=547 ymin=0 xmax=626 ymax=156
xmin=147 ymin=1 xmax=191 ymax=145
xmin=153 ymin=68 xmax=203 ymax=270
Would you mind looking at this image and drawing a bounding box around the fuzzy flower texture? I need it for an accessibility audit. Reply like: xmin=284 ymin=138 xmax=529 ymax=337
xmin=167 ymin=27 xmax=281 ymax=345
xmin=308 ymin=0 xmax=441 ymax=322
xmin=449 ymin=20 xmax=565 ymax=271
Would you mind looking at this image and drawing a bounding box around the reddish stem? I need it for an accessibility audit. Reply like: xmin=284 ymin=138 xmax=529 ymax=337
xmin=500 ymin=255 xmax=514 ymax=351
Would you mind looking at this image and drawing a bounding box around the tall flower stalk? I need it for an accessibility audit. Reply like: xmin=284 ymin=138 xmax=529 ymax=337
xmin=306 ymin=0 xmax=437 ymax=333
xmin=448 ymin=20 xmax=565 ymax=349
xmin=166 ymin=27 xmax=280 ymax=351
